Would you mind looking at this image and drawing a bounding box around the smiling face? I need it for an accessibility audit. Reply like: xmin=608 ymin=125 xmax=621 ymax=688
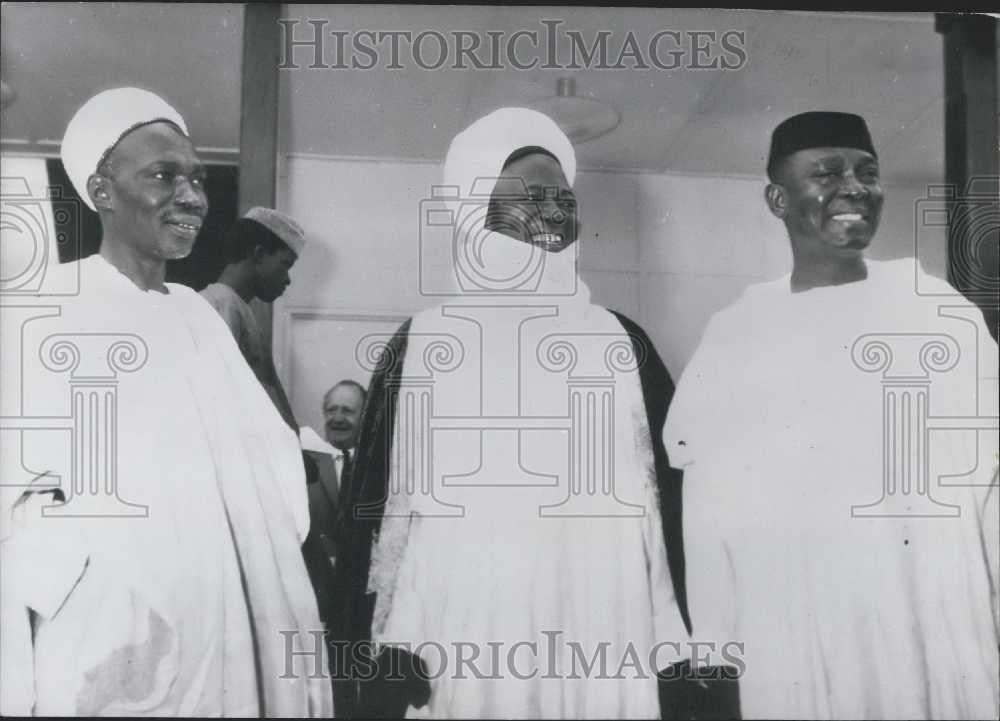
xmin=95 ymin=122 xmax=208 ymax=261
xmin=323 ymin=383 xmax=365 ymax=450
xmin=767 ymin=146 xmax=883 ymax=259
xmin=484 ymin=151 xmax=578 ymax=253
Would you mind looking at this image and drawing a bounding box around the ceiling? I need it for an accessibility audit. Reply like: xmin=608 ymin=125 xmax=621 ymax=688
xmin=2 ymin=4 xmax=946 ymax=181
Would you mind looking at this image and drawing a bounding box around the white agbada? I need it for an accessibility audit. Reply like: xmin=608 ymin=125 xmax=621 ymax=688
xmin=366 ymin=108 xmax=686 ymax=718
xmin=0 ymin=255 xmax=333 ymax=716
xmin=665 ymin=258 xmax=999 ymax=719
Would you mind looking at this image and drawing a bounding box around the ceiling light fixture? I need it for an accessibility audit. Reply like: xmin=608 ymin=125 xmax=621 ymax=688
xmin=528 ymin=77 xmax=621 ymax=144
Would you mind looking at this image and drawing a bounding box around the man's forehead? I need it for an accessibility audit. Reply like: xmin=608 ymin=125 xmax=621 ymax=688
xmin=108 ymin=121 xmax=201 ymax=167
xmin=501 ymin=152 xmax=568 ymax=185
xmin=275 ymin=245 xmax=298 ymax=263
xmin=325 ymin=385 xmax=363 ymax=407
xmin=788 ymin=146 xmax=878 ymax=166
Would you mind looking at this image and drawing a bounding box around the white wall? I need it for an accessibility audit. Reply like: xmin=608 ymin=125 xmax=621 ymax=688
xmin=275 ymin=153 xmax=946 ymax=431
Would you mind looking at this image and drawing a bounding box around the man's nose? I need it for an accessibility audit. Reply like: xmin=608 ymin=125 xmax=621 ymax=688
xmin=839 ymin=172 xmax=868 ymax=198
xmin=175 ymin=178 xmax=207 ymax=212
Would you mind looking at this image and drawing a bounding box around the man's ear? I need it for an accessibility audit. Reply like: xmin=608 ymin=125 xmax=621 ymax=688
xmin=765 ymin=183 xmax=787 ymax=220
xmin=87 ymin=174 xmax=113 ymax=211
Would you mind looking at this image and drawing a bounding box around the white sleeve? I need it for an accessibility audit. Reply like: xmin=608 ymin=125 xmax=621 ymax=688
xmin=664 ymin=311 xmax=744 ymax=651
xmin=680 ymin=450 xmax=739 ymax=655
xmin=974 ymin=321 xmax=999 ymax=638
xmin=1 ymin=490 xmax=88 ymax=716
xmin=663 ymin=311 xmax=732 ymax=469
xmin=980 ymin=469 xmax=1000 ymax=641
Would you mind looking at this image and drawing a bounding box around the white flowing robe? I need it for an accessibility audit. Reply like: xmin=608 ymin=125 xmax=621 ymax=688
xmin=366 ymin=108 xmax=686 ymax=719
xmin=0 ymin=254 xmax=333 ymax=717
xmin=665 ymin=258 xmax=1000 ymax=720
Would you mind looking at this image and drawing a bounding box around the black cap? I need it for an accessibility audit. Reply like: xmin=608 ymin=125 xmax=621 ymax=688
xmin=767 ymin=112 xmax=876 ymax=180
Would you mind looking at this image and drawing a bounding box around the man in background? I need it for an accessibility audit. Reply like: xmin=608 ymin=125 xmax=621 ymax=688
xmin=201 ymin=208 xmax=304 ymax=428
xmin=304 ymin=380 xmax=367 ymax=582
xmin=303 ymin=379 xmax=367 ymax=716
xmin=323 ymin=379 xmax=366 ymax=488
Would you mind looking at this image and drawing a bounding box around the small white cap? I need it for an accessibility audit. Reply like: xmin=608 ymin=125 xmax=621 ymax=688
xmin=61 ymin=87 xmax=188 ymax=210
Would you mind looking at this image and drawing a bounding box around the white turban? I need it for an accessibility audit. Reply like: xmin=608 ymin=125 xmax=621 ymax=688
xmin=443 ymin=107 xmax=576 ymax=199
xmin=437 ymin=107 xmax=579 ymax=298
xmin=61 ymin=87 xmax=188 ymax=211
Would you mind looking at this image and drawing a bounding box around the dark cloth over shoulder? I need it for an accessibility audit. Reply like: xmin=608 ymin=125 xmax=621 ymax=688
xmin=333 ymin=319 xmax=412 ymax=718
xmin=336 ymin=313 xmax=739 ymax=719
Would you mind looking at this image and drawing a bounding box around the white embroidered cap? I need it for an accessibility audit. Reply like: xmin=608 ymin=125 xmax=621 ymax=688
xmin=61 ymin=87 xmax=189 ymax=211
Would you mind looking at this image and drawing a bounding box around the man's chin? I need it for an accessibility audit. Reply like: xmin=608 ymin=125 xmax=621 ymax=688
xmin=158 ymin=239 xmax=197 ymax=260
xmin=327 ymin=432 xmax=351 ymax=447
xmin=827 ymin=234 xmax=872 ymax=253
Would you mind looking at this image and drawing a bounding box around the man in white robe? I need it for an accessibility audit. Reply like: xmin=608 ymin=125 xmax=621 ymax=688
xmin=664 ymin=111 xmax=999 ymax=719
xmin=0 ymin=88 xmax=333 ymax=717
xmin=343 ymin=108 xmax=691 ymax=719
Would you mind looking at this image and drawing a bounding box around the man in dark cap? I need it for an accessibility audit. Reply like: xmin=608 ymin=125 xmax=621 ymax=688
xmin=664 ymin=111 xmax=999 ymax=719
xmin=765 ymin=111 xmax=882 ymax=292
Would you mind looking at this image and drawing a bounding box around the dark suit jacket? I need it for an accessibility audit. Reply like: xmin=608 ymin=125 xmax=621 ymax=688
xmin=302 ymin=450 xmax=341 ymax=630
xmin=306 ymin=450 xmax=341 ymax=559
xmin=302 ymin=449 xmax=359 ymax=714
